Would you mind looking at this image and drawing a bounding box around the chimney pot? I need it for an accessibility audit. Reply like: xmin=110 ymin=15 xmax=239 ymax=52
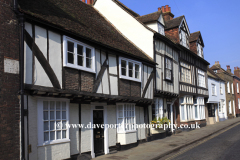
xmin=227 ymin=65 xmax=230 ymax=69
xmin=158 ymin=7 xmax=161 ymax=11
xmin=87 ymin=0 xmax=93 ymax=5
xmin=166 ymin=5 xmax=169 ymax=12
xmin=161 ymin=6 xmax=165 ymax=12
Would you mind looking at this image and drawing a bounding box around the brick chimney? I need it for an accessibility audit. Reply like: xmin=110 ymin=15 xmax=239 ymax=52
xmin=226 ymin=65 xmax=231 ymax=73
xmin=158 ymin=5 xmax=174 ymax=21
xmin=214 ymin=61 xmax=221 ymax=68
xmin=82 ymin=0 xmax=94 ymax=5
xmin=234 ymin=67 xmax=240 ymax=78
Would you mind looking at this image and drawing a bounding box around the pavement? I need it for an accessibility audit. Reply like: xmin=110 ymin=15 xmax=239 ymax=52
xmin=93 ymin=117 xmax=240 ymax=160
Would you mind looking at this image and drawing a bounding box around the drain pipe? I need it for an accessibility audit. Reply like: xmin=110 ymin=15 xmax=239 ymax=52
xmin=14 ymin=0 xmax=25 ymax=160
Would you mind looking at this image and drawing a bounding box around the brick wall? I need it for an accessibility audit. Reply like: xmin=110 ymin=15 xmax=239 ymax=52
xmin=64 ymin=68 xmax=79 ymax=90
xmin=80 ymin=71 xmax=94 ymax=92
xmin=119 ymin=79 xmax=141 ymax=97
xmin=190 ymin=41 xmax=197 ymax=55
xmin=233 ymin=77 xmax=240 ymax=116
xmin=164 ymin=28 xmax=179 ymax=44
xmin=0 ymin=1 xmax=20 ymax=159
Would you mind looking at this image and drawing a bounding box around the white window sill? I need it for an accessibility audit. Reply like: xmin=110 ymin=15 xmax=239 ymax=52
xmin=119 ymin=75 xmax=141 ymax=83
xmin=64 ymin=64 xmax=95 ymax=74
xmin=38 ymin=139 xmax=70 ymax=147
xmin=117 ymin=130 xmax=137 ymax=134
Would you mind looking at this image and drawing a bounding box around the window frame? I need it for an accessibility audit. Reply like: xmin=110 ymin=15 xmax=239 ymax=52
xmin=180 ymin=61 xmax=191 ymax=83
xmin=158 ymin=22 xmax=165 ymax=35
xmin=63 ymin=36 xmax=96 ymax=73
xmin=237 ymin=83 xmax=239 ymax=93
xmin=211 ymin=83 xmax=216 ymax=96
xmin=220 ymin=82 xmax=223 ymax=95
xmin=119 ymin=57 xmax=142 ymax=82
xmin=164 ymin=56 xmax=173 ymax=82
xmin=198 ymin=69 xmax=205 ymax=88
xmin=238 ymin=98 xmax=240 ymax=109
xmin=116 ymin=103 xmax=136 ymax=133
xmin=37 ymin=98 xmax=70 ymax=146
xmin=153 ymin=98 xmax=164 ymax=120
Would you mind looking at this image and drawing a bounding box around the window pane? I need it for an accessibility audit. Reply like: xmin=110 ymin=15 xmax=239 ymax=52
xmin=129 ymin=62 xmax=133 ymax=77
xmin=86 ymin=58 xmax=92 ymax=68
xmin=44 ymin=122 xmax=49 ymax=131
xmin=44 ymin=111 xmax=48 ymax=120
xmin=62 ymin=130 xmax=66 ymax=138
xmin=67 ymin=41 xmax=74 ymax=52
xmin=118 ymin=110 xmax=123 ymax=117
xmin=44 ymin=132 xmax=49 ymax=141
xmin=135 ymin=64 xmax=140 ymax=79
xmin=50 ymin=131 xmax=55 ymax=140
xmin=68 ymin=53 xmax=74 ymax=64
xmin=62 ymin=102 xmax=66 ymax=110
xmin=50 ymin=101 xmax=55 ymax=110
xmin=62 ymin=121 xmax=66 ymax=129
xmin=50 ymin=121 xmax=55 ymax=130
xmin=181 ymin=105 xmax=185 ymax=120
xmin=43 ymin=101 xmax=48 ymax=110
xmin=195 ymin=105 xmax=198 ymax=119
xmin=57 ymin=131 xmax=61 ymax=139
xmin=121 ymin=60 xmax=126 ymax=76
xmin=50 ymin=111 xmax=54 ymax=120
xmin=77 ymin=44 xmax=83 ymax=66
xmin=56 ymin=121 xmax=61 ymax=130
xmin=86 ymin=48 xmax=91 ymax=58
xmin=62 ymin=111 xmax=66 ymax=119
xmin=56 ymin=102 xmax=61 ymax=110
xmin=129 ymin=70 xmax=133 ymax=77
xmin=56 ymin=111 xmax=61 ymax=119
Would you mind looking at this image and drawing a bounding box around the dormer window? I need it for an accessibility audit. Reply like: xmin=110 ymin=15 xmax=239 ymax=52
xmin=158 ymin=23 xmax=165 ymax=35
xmin=197 ymin=43 xmax=204 ymax=58
xmin=179 ymin=29 xmax=189 ymax=49
xmin=63 ymin=36 xmax=95 ymax=73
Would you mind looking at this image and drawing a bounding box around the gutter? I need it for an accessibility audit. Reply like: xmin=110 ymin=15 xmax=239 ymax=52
xmin=14 ymin=1 xmax=25 ymax=160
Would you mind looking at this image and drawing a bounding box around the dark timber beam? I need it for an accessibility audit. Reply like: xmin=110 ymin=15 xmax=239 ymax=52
xmin=24 ymin=29 xmax=61 ymax=89
xmin=92 ymin=59 xmax=108 ymax=93
xmin=142 ymin=71 xmax=154 ymax=98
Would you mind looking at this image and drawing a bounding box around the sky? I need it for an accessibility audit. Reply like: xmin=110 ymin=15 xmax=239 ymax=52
xmin=119 ymin=0 xmax=240 ymax=72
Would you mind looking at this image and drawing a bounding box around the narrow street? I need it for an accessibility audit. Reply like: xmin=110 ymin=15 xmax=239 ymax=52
xmin=160 ymin=123 xmax=240 ymax=160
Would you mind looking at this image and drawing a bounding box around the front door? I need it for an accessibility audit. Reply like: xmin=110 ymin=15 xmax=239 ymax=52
xmin=167 ymin=104 xmax=171 ymax=120
xmin=93 ymin=110 xmax=104 ymax=156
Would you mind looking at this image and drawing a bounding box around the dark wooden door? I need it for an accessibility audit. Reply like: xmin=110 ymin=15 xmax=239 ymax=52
xmin=167 ymin=104 xmax=171 ymax=120
xmin=93 ymin=110 xmax=104 ymax=156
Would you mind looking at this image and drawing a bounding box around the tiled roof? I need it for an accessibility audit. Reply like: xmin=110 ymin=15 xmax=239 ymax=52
xmin=137 ymin=11 xmax=162 ymax=23
xmin=207 ymin=68 xmax=225 ymax=82
xmin=189 ymin=31 xmax=200 ymax=42
xmin=165 ymin=16 xmax=184 ymax=30
xmin=19 ymin=0 xmax=154 ymax=63
xmin=210 ymin=65 xmax=234 ymax=76
xmin=113 ymin=0 xmax=140 ymax=17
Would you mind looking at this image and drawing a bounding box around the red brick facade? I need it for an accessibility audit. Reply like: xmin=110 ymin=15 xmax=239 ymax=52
xmin=164 ymin=28 xmax=179 ymax=44
xmin=233 ymin=68 xmax=240 ymax=117
xmin=0 ymin=1 xmax=20 ymax=159
xmin=190 ymin=41 xmax=198 ymax=55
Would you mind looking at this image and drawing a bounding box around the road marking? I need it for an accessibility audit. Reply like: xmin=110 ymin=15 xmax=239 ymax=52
xmin=165 ymin=122 xmax=240 ymax=160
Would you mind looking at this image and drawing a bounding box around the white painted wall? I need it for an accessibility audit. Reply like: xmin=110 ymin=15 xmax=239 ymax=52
xmin=146 ymin=22 xmax=158 ymax=32
xmin=34 ymin=25 xmax=52 ymax=87
xmin=48 ymin=31 xmax=62 ymax=88
xmin=107 ymin=105 xmax=117 ymax=147
xmin=69 ymin=103 xmax=79 ymax=155
xmin=28 ymin=96 xmax=71 ymax=160
xmin=94 ymin=0 xmax=154 ymax=58
xmin=24 ymin=22 xmax=33 ymax=84
xmin=117 ymin=132 xmax=137 ymax=145
xmin=81 ymin=104 xmax=92 ymax=153
xmin=136 ymin=106 xmax=146 ymax=140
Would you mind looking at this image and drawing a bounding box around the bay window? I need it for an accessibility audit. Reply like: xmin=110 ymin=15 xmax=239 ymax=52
xmin=180 ymin=62 xmax=191 ymax=83
xmin=38 ymin=98 xmax=69 ymax=146
xmin=198 ymin=69 xmax=205 ymax=88
xmin=119 ymin=57 xmax=141 ymax=82
xmin=117 ymin=103 xmax=136 ymax=133
xmin=180 ymin=96 xmax=205 ymax=121
xmin=63 ymin=36 xmax=95 ymax=73
xmin=153 ymin=98 xmax=163 ymax=120
xmin=165 ymin=57 xmax=173 ymax=81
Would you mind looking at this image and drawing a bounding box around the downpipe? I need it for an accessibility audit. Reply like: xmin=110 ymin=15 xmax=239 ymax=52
xmin=14 ymin=0 xmax=25 ymax=160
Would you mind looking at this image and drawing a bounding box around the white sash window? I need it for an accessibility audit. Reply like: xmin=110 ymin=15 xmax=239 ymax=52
xmin=198 ymin=69 xmax=205 ymax=88
xmin=180 ymin=62 xmax=191 ymax=83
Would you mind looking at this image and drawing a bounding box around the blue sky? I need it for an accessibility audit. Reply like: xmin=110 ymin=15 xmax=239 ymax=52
xmin=119 ymin=0 xmax=240 ymax=72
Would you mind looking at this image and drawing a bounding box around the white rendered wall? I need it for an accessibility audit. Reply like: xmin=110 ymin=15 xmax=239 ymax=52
xmin=69 ymin=103 xmax=79 ymax=155
xmin=136 ymin=106 xmax=146 ymax=140
xmin=146 ymin=22 xmax=158 ymax=32
xmin=207 ymin=77 xmax=220 ymax=103
xmin=94 ymin=0 xmax=154 ymax=58
xmin=81 ymin=104 xmax=92 ymax=153
xmin=117 ymin=132 xmax=137 ymax=145
xmin=28 ymin=96 xmax=70 ymax=160
xmin=107 ymin=105 xmax=117 ymax=147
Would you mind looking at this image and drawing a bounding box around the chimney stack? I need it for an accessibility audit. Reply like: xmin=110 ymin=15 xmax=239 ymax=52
xmin=226 ymin=65 xmax=231 ymax=73
xmin=159 ymin=5 xmax=174 ymax=21
xmin=234 ymin=66 xmax=240 ymax=78
xmin=87 ymin=0 xmax=94 ymax=5
xmin=214 ymin=61 xmax=221 ymax=68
